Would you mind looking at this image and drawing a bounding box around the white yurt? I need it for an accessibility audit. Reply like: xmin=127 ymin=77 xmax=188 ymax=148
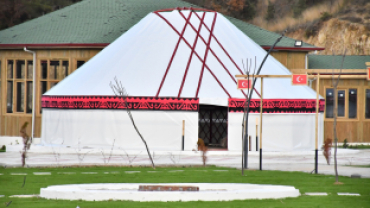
xmin=41 ymin=8 xmax=324 ymax=151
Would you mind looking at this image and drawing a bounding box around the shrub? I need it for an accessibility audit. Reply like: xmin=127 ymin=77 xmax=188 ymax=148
xmin=0 ymin=145 xmax=6 ymax=152
xmin=342 ymin=139 xmax=348 ymax=148
xmin=265 ymin=1 xmax=275 ymax=21
xmin=293 ymin=0 xmax=306 ymax=18
xmin=320 ymin=12 xmax=332 ymax=21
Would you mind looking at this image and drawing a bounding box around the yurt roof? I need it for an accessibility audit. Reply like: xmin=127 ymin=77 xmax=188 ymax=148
xmin=45 ymin=9 xmax=321 ymax=106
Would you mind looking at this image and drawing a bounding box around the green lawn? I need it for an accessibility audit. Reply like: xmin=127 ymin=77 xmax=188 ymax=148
xmin=0 ymin=166 xmax=369 ymax=208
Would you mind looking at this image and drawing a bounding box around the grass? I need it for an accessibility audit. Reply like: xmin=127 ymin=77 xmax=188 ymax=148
xmin=0 ymin=166 xmax=369 ymax=207
xmin=341 ymin=145 xmax=370 ymax=149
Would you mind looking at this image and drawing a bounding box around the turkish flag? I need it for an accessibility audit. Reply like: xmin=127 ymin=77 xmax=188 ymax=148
xmin=237 ymin=79 xmax=252 ymax=89
xmin=367 ymin=67 xmax=370 ymax=80
xmin=292 ymin=74 xmax=307 ymax=85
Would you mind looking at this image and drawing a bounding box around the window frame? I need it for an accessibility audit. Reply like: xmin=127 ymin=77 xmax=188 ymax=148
xmin=365 ymin=87 xmax=370 ymax=120
xmin=324 ymin=86 xmax=359 ymax=121
xmin=38 ymin=58 xmax=71 ymax=115
xmin=72 ymin=58 xmax=89 ymax=73
xmin=5 ymin=58 xmax=33 ymax=115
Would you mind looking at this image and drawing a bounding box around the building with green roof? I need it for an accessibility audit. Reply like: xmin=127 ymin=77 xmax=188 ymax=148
xmin=308 ymin=55 xmax=370 ymax=70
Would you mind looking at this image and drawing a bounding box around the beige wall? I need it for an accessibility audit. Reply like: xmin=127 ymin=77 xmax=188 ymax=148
xmin=0 ymin=49 xmax=100 ymax=137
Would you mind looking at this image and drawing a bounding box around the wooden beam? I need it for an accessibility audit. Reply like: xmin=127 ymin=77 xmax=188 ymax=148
xmin=259 ymin=78 xmax=263 ymax=150
xmin=315 ymin=74 xmax=320 ymax=150
xmin=236 ymin=75 xmax=291 ymax=78
xmin=236 ymin=74 xmax=368 ymax=79
xmin=291 ymin=69 xmax=367 ymax=74
xmin=316 ymin=75 xmax=368 ymax=79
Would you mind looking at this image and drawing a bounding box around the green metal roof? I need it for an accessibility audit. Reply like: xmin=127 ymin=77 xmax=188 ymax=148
xmin=308 ymin=55 xmax=370 ymax=69
xmin=0 ymin=0 xmax=318 ymax=49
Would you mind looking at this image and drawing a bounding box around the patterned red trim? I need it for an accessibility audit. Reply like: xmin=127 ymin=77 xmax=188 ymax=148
xmin=42 ymin=96 xmax=199 ymax=111
xmin=228 ymin=98 xmax=325 ymax=113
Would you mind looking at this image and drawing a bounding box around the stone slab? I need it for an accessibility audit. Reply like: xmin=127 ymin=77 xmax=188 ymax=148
xmin=57 ymin=172 xmax=76 ymax=175
xmin=9 ymin=195 xmax=39 ymax=198
xmin=10 ymin=173 xmax=27 ymax=175
xmin=33 ymin=172 xmax=51 ymax=175
xmin=125 ymin=171 xmax=141 ymax=174
xmin=338 ymin=193 xmax=360 ymax=196
xmin=305 ymin=192 xmax=328 ymax=196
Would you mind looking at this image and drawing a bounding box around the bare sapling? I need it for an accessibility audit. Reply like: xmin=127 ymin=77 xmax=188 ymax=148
xmin=168 ymin=152 xmax=181 ymax=164
xmin=331 ymin=48 xmax=346 ymax=184
xmin=322 ymin=138 xmax=332 ymax=165
xmin=50 ymin=139 xmax=64 ymax=166
xmin=20 ymin=122 xmax=31 ymax=167
xmin=101 ymin=139 xmax=116 ymax=164
xmin=74 ymin=138 xmax=92 ymax=165
xmin=241 ymin=31 xmax=285 ymax=175
xmin=197 ymin=138 xmax=207 ymax=166
xmin=110 ymin=77 xmax=155 ymax=168
xmin=241 ymin=56 xmax=256 ymax=175
xmin=119 ymin=147 xmax=141 ymax=165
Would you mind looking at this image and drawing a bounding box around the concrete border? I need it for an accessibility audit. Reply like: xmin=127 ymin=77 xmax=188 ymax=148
xmin=40 ymin=183 xmax=300 ymax=201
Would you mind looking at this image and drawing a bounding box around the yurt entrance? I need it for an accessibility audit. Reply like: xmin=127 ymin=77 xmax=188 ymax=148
xmin=198 ymin=105 xmax=228 ymax=150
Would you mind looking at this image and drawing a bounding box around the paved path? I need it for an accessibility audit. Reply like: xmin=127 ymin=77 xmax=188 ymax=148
xmin=0 ymin=144 xmax=369 ymax=178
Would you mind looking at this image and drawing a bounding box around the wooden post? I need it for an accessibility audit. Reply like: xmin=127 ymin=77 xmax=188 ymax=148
xmin=256 ymin=117 xmax=258 ymax=151
xmin=249 ymin=135 xmax=252 ymax=151
xmin=182 ymin=120 xmax=185 ymax=151
xmin=259 ymin=78 xmax=263 ymax=171
xmin=315 ymin=74 xmax=320 ymax=174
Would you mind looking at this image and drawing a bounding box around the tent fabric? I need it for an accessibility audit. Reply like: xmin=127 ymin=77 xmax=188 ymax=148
xmin=228 ymin=113 xmax=324 ymax=151
xmin=41 ymin=109 xmax=199 ymax=151
xmin=44 ymin=10 xmax=321 ymax=106
xmin=41 ymin=9 xmax=324 ymax=151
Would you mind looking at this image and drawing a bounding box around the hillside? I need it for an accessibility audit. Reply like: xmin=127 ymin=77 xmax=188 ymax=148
xmin=184 ymin=0 xmax=370 ymax=55
xmin=257 ymin=0 xmax=370 ymax=55
xmin=2 ymin=0 xmax=369 ymax=55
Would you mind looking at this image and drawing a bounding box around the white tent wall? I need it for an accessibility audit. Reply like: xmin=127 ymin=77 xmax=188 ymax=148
xmin=228 ymin=113 xmax=324 ymax=151
xmin=41 ymin=109 xmax=198 ymax=151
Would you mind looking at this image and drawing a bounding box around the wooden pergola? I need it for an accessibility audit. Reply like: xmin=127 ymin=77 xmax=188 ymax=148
xmin=235 ymin=72 xmax=369 ymax=173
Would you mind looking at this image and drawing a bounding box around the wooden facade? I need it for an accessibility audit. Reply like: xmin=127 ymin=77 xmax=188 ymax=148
xmin=0 ymin=49 xmax=100 ymax=137
xmin=271 ymin=52 xmax=369 ymax=143
xmin=0 ymin=49 xmax=369 ymax=143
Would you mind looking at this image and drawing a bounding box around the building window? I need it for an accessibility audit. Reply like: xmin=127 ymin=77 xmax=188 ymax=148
xmin=40 ymin=60 xmax=69 ymax=113
xmin=77 ymin=60 xmax=85 ymax=69
xmin=325 ymin=89 xmax=334 ymax=118
xmin=6 ymin=60 xmax=33 ymax=114
xmin=325 ymin=88 xmax=357 ymax=119
xmin=348 ymin=89 xmax=357 ymax=118
xmin=366 ymin=89 xmax=370 ymax=119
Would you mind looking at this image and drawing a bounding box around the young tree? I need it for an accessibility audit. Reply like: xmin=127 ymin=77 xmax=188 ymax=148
xmin=241 ymin=57 xmax=256 ymax=175
xmin=242 ymin=31 xmax=286 ymax=174
xmin=20 ymin=122 xmax=31 ymax=167
xmin=331 ymin=48 xmax=346 ymax=183
xmin=110 ymin=78 xmax=155 ymax=169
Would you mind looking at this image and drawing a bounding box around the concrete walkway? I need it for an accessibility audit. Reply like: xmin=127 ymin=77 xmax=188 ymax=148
xmin=0 ymin=144 xmax=369 ymax=178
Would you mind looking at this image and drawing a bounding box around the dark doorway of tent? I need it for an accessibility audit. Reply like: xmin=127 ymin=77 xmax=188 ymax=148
xmin=198 ymin=105 xmax=228 ymax=150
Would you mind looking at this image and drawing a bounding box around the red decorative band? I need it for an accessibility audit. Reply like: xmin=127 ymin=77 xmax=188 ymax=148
xmin=228 ymin=98 xmax=325 ymax=113
xmin=42 ymin=96 xmax=199 ymax=111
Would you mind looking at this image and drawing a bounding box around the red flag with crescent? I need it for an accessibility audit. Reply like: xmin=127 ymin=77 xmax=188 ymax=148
xmin=292 ymin=74 xmax=307 ymax=85
xmin=237 ymin=79 xmax=252 ymax=89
